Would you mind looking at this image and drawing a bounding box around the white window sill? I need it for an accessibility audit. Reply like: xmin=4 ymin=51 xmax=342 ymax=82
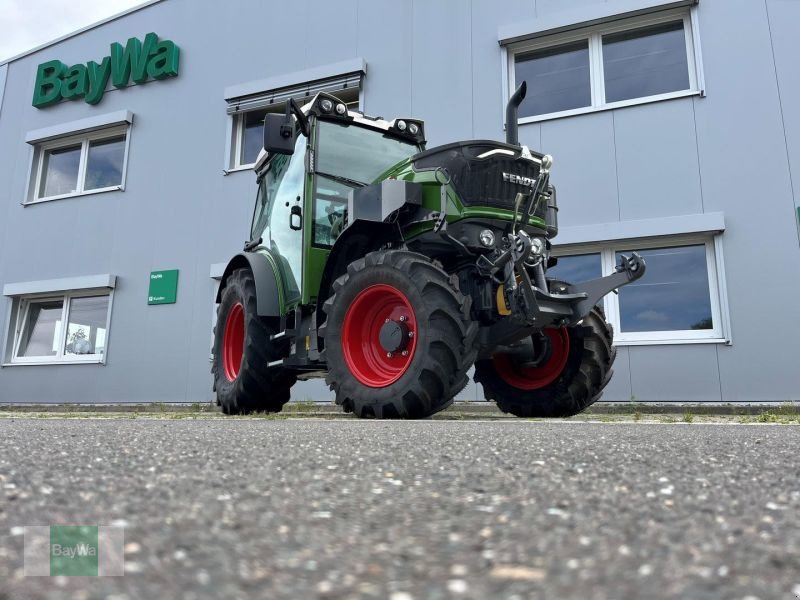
xmin=2 ymin=358 xmax=105 ymax=367
xmin=223 ymin=165 xmax=255 ymax=176
xmin=24 ymin=185 xmax=123 ymax=206
xmin=614 ymin=337 xmax=730 ymax=347
xmin=517 ymin=89 xmax=702 ymax=125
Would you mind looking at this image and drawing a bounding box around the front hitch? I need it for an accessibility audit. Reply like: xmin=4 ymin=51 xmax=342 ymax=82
xmin=565 ymin=253 xmax=646 ymax=320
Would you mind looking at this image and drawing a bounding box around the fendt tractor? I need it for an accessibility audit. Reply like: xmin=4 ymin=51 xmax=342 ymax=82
xmin=212 ymin=82 xmax=646 ymax=419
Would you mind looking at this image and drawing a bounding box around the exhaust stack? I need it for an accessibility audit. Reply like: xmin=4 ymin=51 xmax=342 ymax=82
xmin=505 ymin=81 xmax=527 ymax=146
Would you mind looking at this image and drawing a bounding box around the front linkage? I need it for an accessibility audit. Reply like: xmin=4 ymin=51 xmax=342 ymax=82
xmin=466 ymin=155 xmax=646 ymax=354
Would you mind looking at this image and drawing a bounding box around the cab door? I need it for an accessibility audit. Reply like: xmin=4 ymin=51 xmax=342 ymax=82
xmin=250 ymin=135 xmax=308 ymax=307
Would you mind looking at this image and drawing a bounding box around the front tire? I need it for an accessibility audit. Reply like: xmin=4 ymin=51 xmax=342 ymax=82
xmin=474 ymin=307 xmax=616 ymax=418
xmin=321 ymin=250 xmax=478 ymax=419
xmin=213 ymin=268 xmax=296 ymax=414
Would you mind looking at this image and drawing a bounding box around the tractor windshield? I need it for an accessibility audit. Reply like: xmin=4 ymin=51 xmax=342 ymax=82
xmin=316 ymin=120 xmax=419 ymax=185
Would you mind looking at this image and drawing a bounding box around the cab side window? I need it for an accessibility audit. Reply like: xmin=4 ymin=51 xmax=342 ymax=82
xmin=313 ymin=179 xmax=349 ymax=247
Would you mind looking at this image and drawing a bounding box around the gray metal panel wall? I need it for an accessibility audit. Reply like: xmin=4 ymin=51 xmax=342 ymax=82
xmin=0 ymin=0 xmax=798 ymax=404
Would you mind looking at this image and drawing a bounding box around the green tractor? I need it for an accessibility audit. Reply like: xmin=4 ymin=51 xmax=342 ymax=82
xmin=213 ymin=82 xmax=645 ymax=419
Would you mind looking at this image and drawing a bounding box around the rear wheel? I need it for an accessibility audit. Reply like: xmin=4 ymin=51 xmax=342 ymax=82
xmin=475 ymin=306 xmax=616 ymax=418
xmin=321 ymin=250 xmax=478 ymax=419
xmin=213 ymin=268 xmax=296 ymax=414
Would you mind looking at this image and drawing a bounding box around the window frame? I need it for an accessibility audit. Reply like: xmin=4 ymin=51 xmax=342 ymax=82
xmin=506 ymin=7 xmax=703 ymax=124
xmin=552 ymin=234 xmax=730 ymax=346
xmin=28 ymin=124 xmax=131 ymax=205
xmin=7 ymin=289 xmax=114 ymax=366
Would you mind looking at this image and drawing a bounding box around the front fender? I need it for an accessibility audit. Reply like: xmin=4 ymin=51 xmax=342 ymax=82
xmin=216 ymin=252 xmax=283 ymax=317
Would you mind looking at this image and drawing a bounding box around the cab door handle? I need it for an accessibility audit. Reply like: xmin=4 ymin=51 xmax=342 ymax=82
xmin=290 ymin=205 xmax=302 ymax=231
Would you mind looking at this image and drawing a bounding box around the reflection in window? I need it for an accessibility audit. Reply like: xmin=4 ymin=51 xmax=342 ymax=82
xmin=317 ymin=120 xmax=419 ymax=185
xmin=11 ymin=292 xmax=113 ymax=363
xmin=16 ymin=300 xmax=64 ymax=358
xmin=515 ymin=41 xmax=591 ymax=118
xmin=314 ymin=178 xmax=350 ymax=247
xmin=508 ymin=12 xmax=699 ymax=121
xmin=548 ymin=253 xmax=602 ymax=285
xmin=253 ymin=135 xmax=307 ymax=300
xmin=603 ymin=21 xmax=690 ymax=103
xmin=85 ymin=136 xmax=125 ymax=191
xmin=64 ymin=295 xmax=109 ymax=356
xmin=616 ymin=245 xmax=712 ymax=332
xmin=241 ymin=110 xmax=267 ymax=166
xmin=33 ymin=126 xmax=129 ymax=202
xmin=41 ymin=145 xmax=81 ymax=198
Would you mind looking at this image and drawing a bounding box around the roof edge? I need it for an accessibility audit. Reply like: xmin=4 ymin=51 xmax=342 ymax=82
xmin=0 ymin=0 xmax=167 ymax=67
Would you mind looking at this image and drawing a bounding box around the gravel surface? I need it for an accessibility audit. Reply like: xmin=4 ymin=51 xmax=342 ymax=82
xmin=0 ymin=418 xmax=798 ymax=599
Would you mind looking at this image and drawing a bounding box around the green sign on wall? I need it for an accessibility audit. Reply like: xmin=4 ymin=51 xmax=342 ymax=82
xmin=148 ymin=270 xmax=179 ymax=305
xmin=33 ymin=32 xmax=180 ymax=108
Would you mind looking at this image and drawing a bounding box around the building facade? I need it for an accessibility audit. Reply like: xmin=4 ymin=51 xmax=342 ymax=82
xmin=0 ymin=0 xmax=798 ymax=404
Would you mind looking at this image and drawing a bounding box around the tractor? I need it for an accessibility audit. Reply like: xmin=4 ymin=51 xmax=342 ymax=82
xmin=212 ymin=82 xmax=645 ymax=419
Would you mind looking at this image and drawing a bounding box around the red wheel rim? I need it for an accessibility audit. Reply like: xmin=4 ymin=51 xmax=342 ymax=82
xmin=341 ymin=284 xmax=418 ymax=388
xmin=493 ymin=328 xmax=570 ymax=390
xmin=223 ymin=303 xmax=245 ymax=381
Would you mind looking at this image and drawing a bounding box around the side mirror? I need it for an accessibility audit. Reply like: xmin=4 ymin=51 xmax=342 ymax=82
xmin=263 ymin=113 xmax=295 ymax=155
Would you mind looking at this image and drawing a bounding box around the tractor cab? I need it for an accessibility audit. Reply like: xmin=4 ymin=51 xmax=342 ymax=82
xmin=247 ymin=94 xmax=425 ymax=307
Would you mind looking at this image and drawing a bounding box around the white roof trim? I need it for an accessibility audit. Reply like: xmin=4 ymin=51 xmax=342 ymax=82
xmin=3 ymin=274 xmax=117 ymax=297
xmin=556 ymin=212 xmax=724 ymax=246
xmin=0 ymin=0 xmax=166 ymax=66
xmin=224 ymin=58 xmax=367 ymax=102
xmin=25 ymin=110 xmax=133 ymax=144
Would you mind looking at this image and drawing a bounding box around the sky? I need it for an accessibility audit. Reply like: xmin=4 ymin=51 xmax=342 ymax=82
xmin=0 ymin=0 xmax=144 ymax=63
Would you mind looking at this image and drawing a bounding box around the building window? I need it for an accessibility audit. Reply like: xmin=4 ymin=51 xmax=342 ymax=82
xmin=9 ymin=291 xmax=112 ymax=364
xmin=30 ymin=125 xmax=129 ymax=204
xmin=507 ymin=8 xmax=702 ymax=123
xmin=552 ymin=237 xmax=727 ymax=345
xmin=548 ymin=252 xmax=602 ymax=285
xmin=230 ymin=87 xmax=360 ymax=170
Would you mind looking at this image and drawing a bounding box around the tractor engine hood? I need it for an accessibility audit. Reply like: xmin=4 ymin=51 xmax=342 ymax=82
xmin=411 ymin=140 xmax=547 ymax=212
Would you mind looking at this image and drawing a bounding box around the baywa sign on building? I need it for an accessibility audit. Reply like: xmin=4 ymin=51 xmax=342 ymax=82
xmin=32 ymin=32 xmax=179 ymax=108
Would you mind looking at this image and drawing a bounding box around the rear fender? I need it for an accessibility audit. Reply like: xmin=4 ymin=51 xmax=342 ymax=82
xmin=216 ymin=252 xmax=283 ymax=317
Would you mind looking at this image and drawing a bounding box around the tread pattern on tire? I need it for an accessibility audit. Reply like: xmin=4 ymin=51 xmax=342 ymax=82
xmin=320 ymin=250 xmax=478 ymax=419
xmin=475 ymin=303 xmax=616 ymax=418
xmin=212 ymin=268 xmax=296 ymax=415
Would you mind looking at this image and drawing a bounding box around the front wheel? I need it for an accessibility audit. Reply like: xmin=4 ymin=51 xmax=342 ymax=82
xmin=321 ymin=250 xmax=478 ymax=419
xmin=474 ymin=307 xmax=616 ymax=418
xmin=213 ymin=268 xmax=296 ymax=414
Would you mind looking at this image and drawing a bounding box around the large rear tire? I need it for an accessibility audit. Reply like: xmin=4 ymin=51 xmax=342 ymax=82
xmin=213 ymin=268 xmax=296 ymax=414
xmin=321 ymin=250 xmax=478 ymax=419
xmin=474 ymin=306 xmax=616 ymax=418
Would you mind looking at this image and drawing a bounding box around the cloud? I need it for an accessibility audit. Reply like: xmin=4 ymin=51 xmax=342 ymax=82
xmin=0 ymin=0 xmax=144 ymax=62
xmin=635 ymin=309 xmax=670 ymax=323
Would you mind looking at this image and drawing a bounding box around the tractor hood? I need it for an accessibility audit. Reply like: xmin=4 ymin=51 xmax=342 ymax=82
xmin=411 ymin=140 xmax=547 ymax=211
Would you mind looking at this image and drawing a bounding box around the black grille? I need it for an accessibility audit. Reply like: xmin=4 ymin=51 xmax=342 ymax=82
xmin=413 ymin=141 xmax=542 ymax=212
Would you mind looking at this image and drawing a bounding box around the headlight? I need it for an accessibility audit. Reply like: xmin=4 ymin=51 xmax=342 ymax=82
xmin=479 ymin=229 xmax=495 ymax=248
xmin=530 ymin=237 xmax=546 ymax=256
xmin=320 ymin=99 xmax=333 ymax=112
xmin=408 ymin=123 xmax=419 ymax=135
xmin=397 ymin=120 xmax=407 ymax=132
xmin=335 ymin=103 xmax=347 ymax=115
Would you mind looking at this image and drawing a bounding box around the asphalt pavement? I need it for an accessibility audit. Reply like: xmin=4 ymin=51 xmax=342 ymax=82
xmin=0 ymin=418 xmax=798 ymax=599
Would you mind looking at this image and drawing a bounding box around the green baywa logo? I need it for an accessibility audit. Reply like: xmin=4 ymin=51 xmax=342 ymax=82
xmin=23 ymin=525 xmax=125 ymax=576
xmin=32 ymin=32 xmax=180 ymax=108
